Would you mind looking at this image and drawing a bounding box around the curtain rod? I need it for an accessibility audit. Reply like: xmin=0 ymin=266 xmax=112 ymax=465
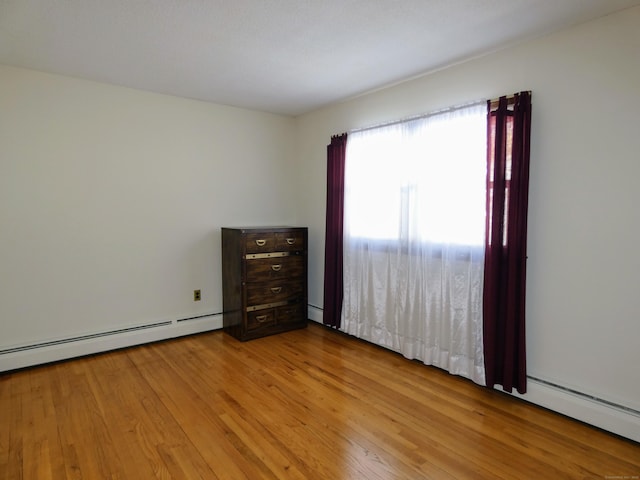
xmin=345 ymin=91 xmax=531 ymax=135
xmin=349 ymin=99 xmax=486 ymax=135
xmin=489 ymin=90 xmax=532 ymax=110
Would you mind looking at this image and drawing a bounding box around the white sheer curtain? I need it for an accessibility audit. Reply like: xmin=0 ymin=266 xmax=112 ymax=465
xmin=341 ymin=103 xmax=487 ymax=385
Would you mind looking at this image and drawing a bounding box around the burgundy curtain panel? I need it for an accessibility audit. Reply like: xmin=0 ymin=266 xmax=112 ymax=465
xmin=323 ymin=133 xmax=348 ymax=328
xmin=483 ymin=92 xmax=532 ymax=394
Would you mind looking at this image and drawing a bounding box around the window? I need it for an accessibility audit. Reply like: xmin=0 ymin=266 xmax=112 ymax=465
xmin=344 ymin=102 xmax=487 ymax=246
xmin=487 ymin=108 xmax=514 ymax=246
xmin=340 ymin=102 xmax=489 ymax=385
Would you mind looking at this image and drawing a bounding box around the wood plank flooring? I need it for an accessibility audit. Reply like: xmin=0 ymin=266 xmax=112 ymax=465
xmin=1 ymin=322 xmax=638 ymax=479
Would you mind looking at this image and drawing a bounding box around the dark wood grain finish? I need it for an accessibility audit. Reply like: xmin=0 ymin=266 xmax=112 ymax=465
xmin=275 ymin=303 xmax=304 ymax=324
xmin=244 ymin=232 xmax=277 ymax=253
xmin=245 ymin=255 xmax=304 ymax=282
xmin=246 ymin=280 xmax=304 ymax=306
xmin=246 ymin=309 xmax=277 ymax=332
xmin=274 ymin=231 xmax=305 ymax=250
xmin=243 ymin=230 xmax=306 ymax=254
xmin=222 ymin=227 xmax=308 ymax=340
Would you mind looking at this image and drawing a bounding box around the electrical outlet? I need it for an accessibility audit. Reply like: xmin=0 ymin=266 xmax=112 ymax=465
xmin=194 ymin=289 xmax=201 ymax=301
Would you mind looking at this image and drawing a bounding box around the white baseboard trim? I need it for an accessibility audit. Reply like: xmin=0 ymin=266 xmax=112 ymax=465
xmin=0 ymin=314 xmax=222 ymax=372
xmin=308 ymin=304 xmax=323 ymax=323
xmin=509 ymin=378 xmax=640 ymax=443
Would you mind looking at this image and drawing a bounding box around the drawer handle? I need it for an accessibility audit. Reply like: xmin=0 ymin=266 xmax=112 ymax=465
xmin=270 ymin=287 xmax=282 ymax=294
xmin=255 ymin=315 xmax=269 ymax=323
xmin=255 ymin=239 xmax=266 ymax=246
xmin=286 ymin=238 xmax=295 ymax=245
xmin=271 ymin=264 xmax=282 ymax=271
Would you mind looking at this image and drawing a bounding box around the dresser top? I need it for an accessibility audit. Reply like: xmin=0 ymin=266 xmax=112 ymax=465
xmin=222 ymin=226 xmax=307 ymax=232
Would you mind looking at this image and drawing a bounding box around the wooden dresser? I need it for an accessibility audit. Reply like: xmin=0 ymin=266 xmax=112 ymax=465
xmin=221 ymin=227 xmax=308 ymax=340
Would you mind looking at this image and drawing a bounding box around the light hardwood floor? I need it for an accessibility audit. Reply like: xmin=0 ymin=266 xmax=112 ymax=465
xmin=1 ymin=322 xmax=638 ymax=479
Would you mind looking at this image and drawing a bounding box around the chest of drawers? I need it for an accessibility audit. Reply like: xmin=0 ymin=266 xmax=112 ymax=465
xmin=221 ymin=227 xmax=308 ymax=340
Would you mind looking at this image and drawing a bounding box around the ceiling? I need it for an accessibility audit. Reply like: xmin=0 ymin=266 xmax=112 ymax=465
xmin=1 ymin=0 xmax=639 ymax=116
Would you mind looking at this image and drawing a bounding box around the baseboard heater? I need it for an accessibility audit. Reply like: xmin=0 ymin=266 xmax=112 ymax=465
xmin=527 ymin=375 xmax=640 ymax=418
xmin=0 ymin=321 xmax=172 ymax=356
xmin=0 ymin=312 xmax=220 ymax=357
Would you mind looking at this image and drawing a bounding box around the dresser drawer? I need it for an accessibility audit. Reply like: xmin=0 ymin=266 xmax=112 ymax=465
xmin=246 ymin=281 xmax=304 ymax=306
xmin=245 ymin=230 xmax=306 ymax=254
xmin=245 ymin=255 xmax=304 ymax=282
xmin=275 ymin=231 xmax=305 ymax=252
xmin=245 ymin=232 xmax=277 ymax=253
xmin=276 ymin=303 xmax=304 ymax=325
xmin=246 ymin=310 xmax=277 ymax=332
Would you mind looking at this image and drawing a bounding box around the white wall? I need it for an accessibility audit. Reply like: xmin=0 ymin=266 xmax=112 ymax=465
xmin=295 ymin=7 xmax=640 ymax=440
xmin=0 ymin=65 xmax=296 ymax=367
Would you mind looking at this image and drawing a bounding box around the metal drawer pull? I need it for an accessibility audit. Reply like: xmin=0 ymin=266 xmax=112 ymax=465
xmin=286 ymin=238 xmax=295 ymax=245
xmin=255 ymin=239 xmax=266 ymax=246
xmin=271 ymin=264 xmax=282 ymax=271
xmin=270 ymin=287 xmax=282 ymax=294
xmin=255 ymin=315 xmax=269 ymax=323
